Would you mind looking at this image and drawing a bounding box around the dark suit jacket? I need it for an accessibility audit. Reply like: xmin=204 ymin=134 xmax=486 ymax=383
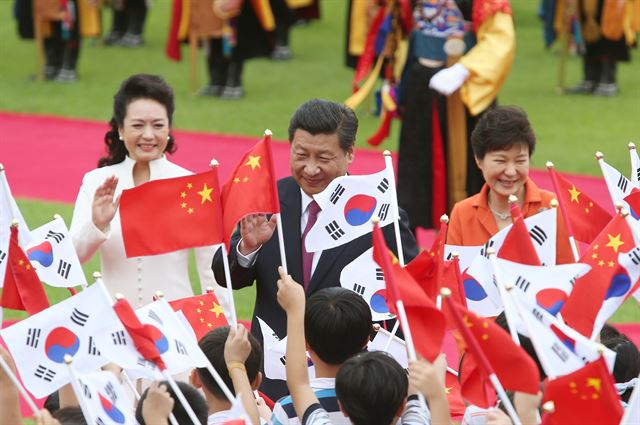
xmin=212 ymin=176 xmax=418 ymax=399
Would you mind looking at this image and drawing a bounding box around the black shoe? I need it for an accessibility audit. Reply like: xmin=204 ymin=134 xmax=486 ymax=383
xmin=593 ymin=82 xmax=619 ymax=97
xmin=44 ymin=66 xmax=59 ymax=80
xmin=198 ymin=85 xmax=223 ymax=97
xmin=565 ymin=80 xmax=596 ymax=94
xmin=220 ymin=86 xmax=244 ymax=99
xmin=271 ymin=45 xmax=292 ymax=61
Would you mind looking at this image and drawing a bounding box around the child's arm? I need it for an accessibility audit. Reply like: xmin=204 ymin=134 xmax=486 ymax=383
xmin=141 ymin=381 xmax=174 ymax=425
xmin=276 ymin=266 xmax=322 ymax=419
xmin=408 ymin=355 xmax=452 ymax=425
xmin=224 ymin=325 xmax=260 ymax=425
xmin=0 ymin=346 xmax=21 ymax=425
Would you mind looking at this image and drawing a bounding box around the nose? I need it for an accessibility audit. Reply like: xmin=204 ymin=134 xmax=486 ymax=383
xmin=504 ymin=163 xmax=517 ymax=176
xmin=304 ymin=161 xmax=320 ymax=176
xmin=142 ymin=125 xmax=154 ymax=139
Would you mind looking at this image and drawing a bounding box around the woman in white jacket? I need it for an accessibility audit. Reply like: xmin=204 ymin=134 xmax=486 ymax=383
xmin=70 ymin=74 xmax=224 ymax=309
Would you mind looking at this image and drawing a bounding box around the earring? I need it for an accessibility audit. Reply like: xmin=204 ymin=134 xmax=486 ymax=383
xmin=118 ymin=135 xmax=123 ymax=141
xmin=167 ymin=136 xmax=170 ymax=141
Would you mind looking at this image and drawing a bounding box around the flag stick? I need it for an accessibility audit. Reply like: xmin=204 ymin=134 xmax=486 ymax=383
xmin=162 ymin=371 xmax=202 ymax=425
xmin=487 ymin=248 xmax=520 ymax=346
xmin=620 ymin=372 xmax=640 ymax=425
xmin=451 ymin=252 xmax=468 ymax=308
xmin=382 ymin=320 xmax=400 ymax=353
xmin=64 ymin=355 xmax=97 ymax=425
xmin=262 ymin=129 xmax=287 ymax=273
xmin=621 ymin=208 xmax=640 ymax=246
xmin=596 ymin=151 xmax=622 ymax=211
xmin=218 ymin=244 xmax=239 ymax=329
xmin=383 ymin=150 xmax=405 ymax=266
xmin=546 ymin=162 xmax=581 ymax=261
xmin=629 ymin=142 xmax=639 ymax=186
xmin=275 ymin=213 xmax=288 ymax=274
xmin=120 ymin=372 xmax=181 ymax=425
xmin=435 ymin=215 xmax=449 ymax=310
xmin=0 ymin=353 xmax=40 ymax=416
xmin=442 ymin=290 xmax=523 ymax=425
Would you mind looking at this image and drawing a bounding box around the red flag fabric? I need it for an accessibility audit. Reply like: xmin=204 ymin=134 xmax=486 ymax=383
xmin=541 ymin=357 xmax=623 ymax=425
xmin=113 ymin=299 xmax=167 ymax=371
xmin=624 ymin=188 xmax=640 ymax=218
xmin=548 ymin=167 xmax=612 ymax=244
xmin=120 ymin=169 xmax=224 ymax=257
xmin=165 ymin=0 xmax=183 ymax=61
xmin=169 ymin=292 xmax=228 ymax=341
xmin=445 ymin=369 xmax=467 ymax=419
xmin=372 ymin=223 xmax=445 ymax=362
xmin=459 ymin=354 xmax=497 ymax=408
xmin=221 ymin=134 xmax=280 ymax=248
xmin=561 ymin=213 xmax=634 ymax=337
xmin=0 ymin=225 xmax=49 ymax=315
xmin=404 ymin=218 xmax=448 ymax=300
xmin=431 ymin=100 xmax=447 ymax=226
xmin=445 ymin=298 xmax=540 ymax=404
xmin=497 ymin=203 xmax=542 ymax=265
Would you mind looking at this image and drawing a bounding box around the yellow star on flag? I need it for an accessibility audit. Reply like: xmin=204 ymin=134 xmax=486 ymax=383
xmin=234 ymin=177 xmax=240 ymax=184
xmin=209 ymin=302 xmax=224 ymax=318
xmin=197 ymin=184 xmax=213 ymax=204
xmin=244 ymin=155 xmax=261 ymax=170
xmin=568 ymin=185 xmax=581 ymax=203
xmin=605 ymin=233 xmax=624 ymax=253
xmin=586 ymin=378 xmax=601 ymax=392
xmin=187 ymin=183 xmax=193 ymax=189
xmin=188 ymin=208 xmax=194 ymax=214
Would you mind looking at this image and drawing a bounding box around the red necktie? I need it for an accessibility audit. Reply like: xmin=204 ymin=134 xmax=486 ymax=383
xmin=302 ymin=200 xmax=321 ymax=289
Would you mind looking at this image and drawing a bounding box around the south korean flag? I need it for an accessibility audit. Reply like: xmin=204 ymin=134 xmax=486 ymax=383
xmin=25 ymin=216 xmax=87 ymax=288
xmin=340 ymin=247 xmax=395 ymax=322
xmin=74 ymin=370 xmax=137 ymax=425
xmin=257 ymin=317 xmax=315 ymax=381
xmin=305 ymin=170 xmax=394 ymax=252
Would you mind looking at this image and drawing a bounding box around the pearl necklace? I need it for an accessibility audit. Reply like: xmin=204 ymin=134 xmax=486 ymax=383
xmin=489 ymin=205 xmax=510 ymax=221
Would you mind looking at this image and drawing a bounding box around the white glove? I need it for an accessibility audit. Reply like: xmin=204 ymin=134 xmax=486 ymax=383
xmin=428 ymin=63 xmax=470 ymax=96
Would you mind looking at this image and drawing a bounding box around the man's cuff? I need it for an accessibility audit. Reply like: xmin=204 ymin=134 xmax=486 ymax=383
xmin=235 ymin=238 xmax=261 ymax=268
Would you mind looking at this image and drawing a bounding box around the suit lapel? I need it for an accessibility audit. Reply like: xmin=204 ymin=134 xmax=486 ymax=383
xmin=279 ymin=178 xmax=304 ymax=284
xmin=305 ymin=240 xmax=350 ymax=294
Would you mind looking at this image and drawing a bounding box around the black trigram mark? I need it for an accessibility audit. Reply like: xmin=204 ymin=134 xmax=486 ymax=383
xmin=0 ymin=249 xmax=6 ymax=265
xmin=352 ymin=283 xmax=365 ymax=296
xmin=57 ymin=260 xmax=71 ymax=279
xmin=618 ymin=174 xmax=629 ymax=193
xmin=330 ymin=184 xmax=345 ymax=204
xmin=529 ymin=225 xmax=547 ymax=246
xmin=629 ymin=248 xmax=640 ymax=266
xmin=78 ymin=380 xmax=92 ymax=399
xmin=532 ymin=307 xmax=544 ymax=322
xmin=136 ymin=357 xmax=155 ymax=369
xmin=279 ymin=356 xmax=286 ymax=366
xmin=88 ymin=336 xmax=101 ymax=356
xmin=480 ymin=240 xmax=495 ymax=257
xmin=551 ymin=342 xmax=570 ymax=363
xmin=375 ymin=268 xmax=384 ymax=281
xmin=111 ymin=330 xmax=127 ymax=345
xmin=175 ymin=340 xmax=188 ymax=355
xmin=105 ymin=381 xmax=117 ymax=403
xmin=45 ymin=230 xmax=65 ymax=244
xmin=70 ymin=308 xmax=89 ymax=327
xmin=147 ymin=309 xmax=163 ymax=325
xmin=377 ymin=178 xmax=389 ymax=193
xmin=378 ymin=203 xmax=390 ymax=221
xmin=27 ymin=328 xmax=41 ymax=348
xmin=325 ymin=221 xmax=345 ymax=241
xmin=35 ymin=365 xmax=56 ymax=382
xmin=515 ymin=276 xmax=531 ymax=293
xmin=96 ymin=418 xmax=106 ymax=425
xmin=636 ymin=168 xmax=640 ymax=182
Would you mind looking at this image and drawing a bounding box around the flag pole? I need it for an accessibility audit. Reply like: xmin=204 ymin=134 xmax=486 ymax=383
xmin=435 ymin=215 xmax=449 ymax=310
xmin=275 ymin=213 xmax=288 ymax=274
xmin=218 ymin=244 xmax=239 ymax=329
xmin=383 ymin=150 xmax=405 ymax=266
xmin=620 ymin=207 xmax=640 ymax=245
xmin=620 ymin=372 xmax=640 ymax=425
xmin=0 ymin=352 xmax=40 ymax=416
xmin=629 ymin=142 xmax=639 ymax=186
xmin=263 ymin=129 xmax=288 ymax=274
xmin=441 ymin=289 xmax=523 ymax=425
xmin=64 ymin=355 xmax=97 ymax=425
xmin=451 ymin=251 xmax=468 ymax=308
xmin=546 ymin=162 xmax=581 ymax=261
xmin=596 ymin=151 xmax=619 ymax=210
xmin=486 ymin=245 xmax=520 ymax=346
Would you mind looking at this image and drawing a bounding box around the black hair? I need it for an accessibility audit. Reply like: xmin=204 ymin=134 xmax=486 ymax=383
xmin=494 ymin=313 xmax=546 ymax=380
xmin=135 ymin=380 xmax=208 ymax=425
xmin=335 ymin=351 xmax=408 ymax=425
xmin=52 ymin=406 xmax=87 ymax=425
xmin=305 ymin=287 xmax=371 ymax=365
xmin=98 ymin=73 xmax=177 ymax=167
xmin=196 ymin=326 xmax=263 ymax=399
xmin=471 ymin=105 xmax=536 ymax=160
xmin=599 ymin=323 xmax=622 ymax=343
xmin=603 ymin=335 xmax=640 ymax=403
xmin=44 ymin=391 xmax=60 ymax=413
xmin=288 ymin=98 xmax=358 ymax=151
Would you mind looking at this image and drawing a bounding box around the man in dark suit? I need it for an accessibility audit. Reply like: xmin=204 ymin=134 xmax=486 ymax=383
xmin=213 ymin=99 xmax=418 ymax=400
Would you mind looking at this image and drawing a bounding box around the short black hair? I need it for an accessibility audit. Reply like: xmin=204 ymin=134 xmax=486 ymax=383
xmin=52 ymin=406 xmax=87 ymax=425
xmin=305 ymin=287 xmax=371 ymax=364
xmin=288 ymin=98 xmax=358 ymax=151
xmin=603 ymin=335 xmax=640 ymax=403
xmin=335 ymin=351 xmax=408 ymax=425
xmin=196 ymin=326 xmax=263 ymax=399
xmin=495 ymin=312 xmax=546 ymax=380
xmin=471 ymin=105 xmax=536 ymax=160
xmin=136 ymin=381 xmax=208 ymax=425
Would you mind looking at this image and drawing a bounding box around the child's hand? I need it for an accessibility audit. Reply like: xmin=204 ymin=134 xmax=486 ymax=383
xmin=35 ymin=409 xmax=61 ymax=425
xmin=142 ymin=382 xmax=174 ymax=424
xmin=276 ymin=266 xmax=305 ymax=315
xmin=0 ymin=346 xmax=16 ymax=383
xmin=224 ymin=324 xmax=252 ymax=365
xmin=486 ymin=407 xmax=513 ymax=425
xmin=256 ymin=394 xmax=273 ymax=421
xmin=408 ymin=354 xmax=447 ymax=399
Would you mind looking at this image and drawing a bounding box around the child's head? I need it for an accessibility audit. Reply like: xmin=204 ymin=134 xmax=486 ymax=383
xmin=335 ymin=351 xmax=408 ymax=425
xmin=196 ymin=325 xmax=263 ymax=399
xmin=135 ymin=381 xmax=208 ymax=425
xmin=603 ymin=335 xmax=640 ymax=403
xmin=304 ymin=287 xmax=372 ymax=365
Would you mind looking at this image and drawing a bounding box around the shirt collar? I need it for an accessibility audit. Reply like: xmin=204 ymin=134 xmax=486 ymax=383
xmin=300 ymin=189 xmax=315 ymax=214
xmin=123 ymin=155 xmax=168 ymax=179
xmin=472 ymin=178 xmax=539 ymax=208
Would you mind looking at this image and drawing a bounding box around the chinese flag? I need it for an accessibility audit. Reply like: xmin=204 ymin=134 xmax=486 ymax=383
xmin=445 ymin=300 xmax=540 ymax=402
xmin=120 ymin=169 xmax=224 ymax=257
xmin=169 ymin=292 xmax=228 ymax=341
xmin=404 ymin=218 xmax=449 ymax=300
xmin=113 ymin=298 xmax=167 ymax=371
xmin=561 ymin=213 xmax=633 ymax=337
xmin=1 ymin=225 xmax=49 ymax=315
xmin=549 ymin=167 xmax=612 ymax=244
xmin=497 ymin=205 xmax=541 ymax=266
xmin=445 ymin=369 xmax=467 ymax=419
xmin=458 ymin=354 xmax=497 ymax=408
xmin=372 ymin=223 xmax=445 ymax=362
xmin=221 ymin=133 xmax=280 ymax=248
xmin=541 ymin=357 xmax=623 ymax=425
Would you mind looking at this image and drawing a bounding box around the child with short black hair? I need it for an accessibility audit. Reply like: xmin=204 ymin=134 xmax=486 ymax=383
xmin=135 ymin=380 xmax=208 ymax=425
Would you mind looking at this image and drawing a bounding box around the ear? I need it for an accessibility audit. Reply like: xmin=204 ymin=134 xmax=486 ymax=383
xmin=190 ymin=369 xmax=202 ymax=389
xmin=251 ymin=371 xmax=263 ymax=391
xmin=395 ymin=399 xmax=407 ymax=418
xmin=474 ymin=155 xmax=483 ymax=170
xmin=346 ymin=148 xmax=355 ymax=165
xmin=337 ymin=399 xmax=349 ymax=418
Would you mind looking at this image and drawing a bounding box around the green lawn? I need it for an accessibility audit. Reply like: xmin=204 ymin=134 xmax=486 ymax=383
xmin=1 ymin=0 xmax=638 ymax=325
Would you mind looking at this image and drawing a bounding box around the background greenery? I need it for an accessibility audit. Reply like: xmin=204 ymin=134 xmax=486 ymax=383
xmin=2 ymin=0 xmax=638 ymax=326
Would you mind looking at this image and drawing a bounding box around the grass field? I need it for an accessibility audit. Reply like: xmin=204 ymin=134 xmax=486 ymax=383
xmin=1 ymin=0 xmax=638 ymax=325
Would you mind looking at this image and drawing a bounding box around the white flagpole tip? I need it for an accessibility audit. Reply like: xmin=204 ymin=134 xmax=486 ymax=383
xmin=92 ymin=271 xmax=102 ymax=279
xmin=155 ymin=291 xmax=165 ymax=299
xmin=264 ymin=129 xmax=273 ymax=137
xmin=595 ymin=151 xmax=604 ymax=160
xmin=508 ymin=194 xmax=518 ymax=204
xmin=550 ymin=199 xmax=559 ymax=208
xmin=596 ymin=343 xmax=606 ymax=354
xmin=205 ymin=286 xmax=215 ymax=293
xmin=451 ymin=251 xmax=460 ymax=259
xmin=505 ymin=283 xmax=514 ymax=291
xmin=440 ymin=214 xmax=449 ymax=223
xmin=486 ymin=247 xmax=496 ymax=256
xmin=372 ymin=217 xmax=381 ymax=224
xmin=615 ymin=202 xmax=624 ymax=212
xmin=440 ymin=287 xmax=452 ymax=297
xmin=542 ymin=401 xmax=555 ymax=413
xmin=621 ymin=208 xmax=630 ymax=217
xmin=382 ymin=150 xmax=392 ymax=157
xmin=63 ymin=355 xmax=73 ymax=365
xmin=10 ymin=220 xmax=19 ymax=227
xmin=115 ymin=293 xmax=125 ymax=300
xmin=53 ymin=214 xmax=62 ymax=220
xmin=209 ymin=159 xmax=219 ymax=168
xmin=628 ymin=142 xmax=636 ymax=150
xmin=0 ymin=163 xmax=4 ymax=171
xmin=545 ymin=161 xmax=554 ymax=168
